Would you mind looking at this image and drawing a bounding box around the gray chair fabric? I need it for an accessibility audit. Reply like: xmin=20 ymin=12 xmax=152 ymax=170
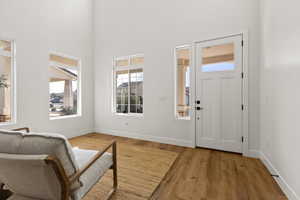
xmin=0 ymin=153 xmax=62 ymax=200
xmin=0 ymin=130 xmax=81 ymax=191
xmin=0 ymin=130 xmax=113 ymax=200
xmin=0 ymin=130 xmax=23 ymax=154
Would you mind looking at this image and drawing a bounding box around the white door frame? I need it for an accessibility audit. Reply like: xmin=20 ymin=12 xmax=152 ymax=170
xmin=191 ymin=32 xmax=249 ymax=156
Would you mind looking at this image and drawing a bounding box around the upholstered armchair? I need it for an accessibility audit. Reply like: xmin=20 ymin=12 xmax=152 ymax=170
xmin=0 ymin=128 xmax=117 ymax=200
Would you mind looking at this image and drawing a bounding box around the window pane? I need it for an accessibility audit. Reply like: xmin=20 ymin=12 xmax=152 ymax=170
xmin=130 ymin=69 xmax=143 ymax=114
xmin=0 ymin=52 xmax=13 ymax=123
xmin=176 ymin=46 xmax=191 ymax=118
xmin=116 ymin=70 xmax=129 ymax=113
xmin=115 ymin=58 xmax=129 ymax=67
xmin=0 ymin=40 xmax=11 ymax=52
xmin=137 ymin=105 xmax=143 ymax=113
xmin=130 ymin=56 xmax=144 ymax=65
xmin=114 ymin=55 xmax=144 ymax=115
xmin=116 ymin=104 xmax=128 ymax=114
xmin=50 ymin=54 xmax=79 ymax=66
xmin=49 ymin=54 xmax=79 ymax=118
xmin=202 ymin=43 xmax=235 ymax=72
xmin=130 ymin=104 xmax=137 ymax=113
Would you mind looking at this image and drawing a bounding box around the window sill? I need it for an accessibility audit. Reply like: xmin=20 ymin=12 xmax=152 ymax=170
xmin=113 ymin=113 xmax=144 ymax=119
xmin=50 ymin=114 xmax=81 ymax=121
xmin=0 ymin=121 xmax=17 ymax=126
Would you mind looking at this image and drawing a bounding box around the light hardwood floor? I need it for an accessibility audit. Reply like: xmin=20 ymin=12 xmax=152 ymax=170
xmin=71 ymin=133 xmax=287 ymax=200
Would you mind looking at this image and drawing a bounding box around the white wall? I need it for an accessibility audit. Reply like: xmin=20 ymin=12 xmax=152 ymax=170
xmin=260 ymin=0 xmax=300 ymax=198
xmin=94 ymin=0 xmax=261 ymax=150
xmin=1 ymin=0 xmax=298 ymax=197
xmin=0 ymin=0 xmax=94 ymax=138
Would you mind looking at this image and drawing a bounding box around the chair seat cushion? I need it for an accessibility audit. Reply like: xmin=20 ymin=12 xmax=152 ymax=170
xmin=72 ymin=147 xmax=113 ymax=199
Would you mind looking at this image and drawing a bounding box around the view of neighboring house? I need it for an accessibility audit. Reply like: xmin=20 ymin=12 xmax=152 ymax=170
xmin=116 ymin=81 xmax=143 ymax=113
xmin=49 ymin=54 xmax=79 ymax=118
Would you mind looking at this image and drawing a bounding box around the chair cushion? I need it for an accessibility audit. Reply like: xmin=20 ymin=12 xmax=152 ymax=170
xmin=72 ymin=147 xmax=113 ymax=199
xmin=0 ymin=130 xmax=81 ymax=192
xmin=19 ymin=132 xmax=79 ymax=175
xmin=0 ymin=153 xmax=62 ymax=200
xmin=0 ymin=130 xmax=23 ymax=187
xmin=0 ymin=130 xmax=23 ymax=153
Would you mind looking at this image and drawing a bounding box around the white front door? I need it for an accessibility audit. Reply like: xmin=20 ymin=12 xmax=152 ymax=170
xmin=195 ymin=35 xmax=243 ymax=153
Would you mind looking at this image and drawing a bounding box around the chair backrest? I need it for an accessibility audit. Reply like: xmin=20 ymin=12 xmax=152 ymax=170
xmin=0 ymin=130 xmax=81 ymax=199
xmin=0 ymin=153 xmax=63 ymax=199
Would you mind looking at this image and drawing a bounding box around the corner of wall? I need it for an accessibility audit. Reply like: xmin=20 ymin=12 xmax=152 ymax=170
xmin=259 ymin=151 xmax=300 ymax=200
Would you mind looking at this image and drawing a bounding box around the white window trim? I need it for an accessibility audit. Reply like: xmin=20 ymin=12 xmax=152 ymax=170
xmin=49 ymin=114 xmax=82 ymax=121
xmin=112 ymin=54 xmax=144 ymax=116
xmin=113 ymin=112 xmax=144 ymax=119
xmin=0 ymin=49 xmax=11 ymax=57
xmin=49 ymin=51 xmax=82 ymax=120
xmin=174 ymin=45 xmax=192 ymax=120
xmin=0 ymin=38 xmax=17 ymax=126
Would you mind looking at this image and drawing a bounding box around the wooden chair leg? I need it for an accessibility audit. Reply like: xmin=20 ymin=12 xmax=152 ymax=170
xmin=112 ymin=142 xmax=118 ymax=189
xmin=105 ymin=142 xmax=118 ymax=200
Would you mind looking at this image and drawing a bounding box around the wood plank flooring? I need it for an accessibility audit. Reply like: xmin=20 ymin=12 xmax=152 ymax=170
xmin=71 ymin=133 xmax=286 ymax=200
xmin=70 ymin=134 xmax=178 ymax=200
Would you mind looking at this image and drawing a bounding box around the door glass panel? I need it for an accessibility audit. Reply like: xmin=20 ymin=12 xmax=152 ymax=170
xmin=202 ymin=43 xmax=235 ymax=72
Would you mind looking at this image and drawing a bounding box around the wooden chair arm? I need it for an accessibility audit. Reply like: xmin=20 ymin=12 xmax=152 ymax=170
xmin=12 ymin=127 xmax=30 ymax=133
xmin=69 ymin=141 xmax=117 ymax=184
xmin=46 ymin=156 xmax=70 ymax=200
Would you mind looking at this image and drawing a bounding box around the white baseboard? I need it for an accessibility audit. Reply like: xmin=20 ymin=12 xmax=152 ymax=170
xmin=259 ymin=152 xmax=300 ymax=200
xmin=247 ymin=149 xmax=260 ymax=158
xmin=66 ymin=128 xmax=95 ymax=139
xmin=95 ymin=128 xmax=194 ymax=148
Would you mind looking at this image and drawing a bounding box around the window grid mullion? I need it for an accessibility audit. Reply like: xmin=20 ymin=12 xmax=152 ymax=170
xmin=128 ymin=69 xmax=131 ymax=114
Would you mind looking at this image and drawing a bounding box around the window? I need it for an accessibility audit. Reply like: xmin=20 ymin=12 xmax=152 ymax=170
xmin=0 ymin=39 xmax=15 ymax=124
xmin=49 ymin=53 xmax=81 ymax=119
xmin=114 ymin=55 xmax=144 ymax=115
xmin=175 ymin=46 xmax=191 ymax=119
xmin=202 ymin=43 xmax=235 ymax=72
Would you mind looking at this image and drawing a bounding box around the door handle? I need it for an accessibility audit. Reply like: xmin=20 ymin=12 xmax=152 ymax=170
xmin=196 ymin=107 xmax=203 ymax=111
